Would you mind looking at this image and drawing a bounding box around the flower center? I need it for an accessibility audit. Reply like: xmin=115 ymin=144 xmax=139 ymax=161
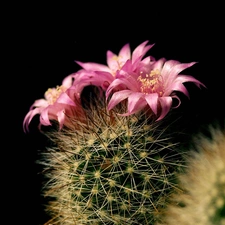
xmin=44 ymin=85 xmax=66 ymax=105
xmin=137 ymin=69 xmax=164 ymax=96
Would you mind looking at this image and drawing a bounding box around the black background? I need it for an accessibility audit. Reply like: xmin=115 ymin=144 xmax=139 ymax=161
xmin=5 ymin=3 xmax=225 ymax=225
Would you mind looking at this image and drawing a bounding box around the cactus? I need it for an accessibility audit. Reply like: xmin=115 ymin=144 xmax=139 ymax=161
xmin=23 ymin=41 xmax=206 ymax=224
xmin=39 ymin=96 xmax=186 ymax=225
xmin=156 ymin=123 xmax=225 ymax=225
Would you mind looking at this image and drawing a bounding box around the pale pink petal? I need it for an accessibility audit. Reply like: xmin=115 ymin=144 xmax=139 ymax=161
xmin=94 ymin=71 xmax=115 ymax=84
xmin=106 ymin=44 xmax=131 ymax=72
xmin=75 ymin=61 xmax=110 ymax=72
xmin=175 ymin=75 xmax=206 ymax=88
xmin=31 ymin=99 xmax=48 ymax=108
xmin=171 ymin=95 xmax=181 ymax=108
xmin=145 ymin=93 xmax=159 ymax=115
xmin=62 ymin=74 xmax=75 ymax=87
xmin=56 ymin=92 xmax=76 ymax=106
xmin=106 ymin=76 xmax=139 ymax=100
xmin=74 ymin=70 xmax=114 ymax=92
xmin=160 ymin=60 xmax=180 ymax=76
xmin=157 ymin=97 xmax=173 ymax=120
xmin=132 ymin=40 xmax=154 ymax=63
xmin=152 ymin=58 xmax=166 ymax=71
xmin=140 ymin=56 xmax=155 ymax=65
xmin=118 ymin=43 xmax=131 ymax=59
xmin=40 ymin=108 xmax=52 ymax=126
xmin=57 ymin=109 xmax=66 ymax=130
xmin=107 ymin=90 xmax=132 ymax=110
xmin=120 ymin=98 xmax=147 ymax=116
xmin=165 ymin=82 xmax=189 ymax=97
xmin=162 ymin=61 xmax=196 ymax=86
xmin=23 ymin=107 xmax=43 ymax=132
xmin=168 ymin=62 xmax=197 ymax=77
xmin=120 ymin=59 xmax=134 ymax=73
xmin=127 ymin=92 xmax=145 ymax=113
xmin=106 ymin=51 xmax=118 ymax=70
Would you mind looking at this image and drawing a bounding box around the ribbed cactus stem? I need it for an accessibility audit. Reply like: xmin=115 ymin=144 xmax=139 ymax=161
xmin=39 ymin=100 xmax=184 ymax=225
xmin=156 ymin=124 xmax=225 ymax=225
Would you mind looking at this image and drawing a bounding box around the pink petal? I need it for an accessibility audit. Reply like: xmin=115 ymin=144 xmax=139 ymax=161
xmin=132 ymin=40 xmax=154 ymax=63
xmin=23 ymin=107 xmax=42 ymax=132
xmin=175 ymin=75 xmax=206 ymax=88
xmin=165 ymin=82 xmax=189 ymax=98
xmin=157 ymin=96 xmax=173 ymax=121
xmin=56 ymin=92 xmax=76 ymax=106
xmin=106 ymin=43 xmax=131 ymax=70
xmin=120 ymin=59 xmax=134 ymax=72
xmin=40 ymin=108 xmax=52 ymax=126
xmin=120 ymin=98 xmax=147 ymax=116
xmin=118 ymin=43 xmax=131 ymax=59
xmin=107 ymin=90 xmax=132 ymax=110
xmin=162 ymin=61 xmax=196 ymax=86
xmin=171 ymin=95 xmax=181 ymax=108
xmin=31 ymin=99 xmax=48 ymax=109
xmin=75 ymin=61 xmax=110 ymax=72
xmin=62 ymin=74 xmax=75 ymax=87
xmin=57 ymin=109 xmax=66 ymax=130
xmin=145 ymin=93 xmax=159 ymax=115
xmin=106 ymin=76 xmax=138 ymax=100
xmin=160 ymin=60 xmax=180 ymax=75
xmin=106 ymin=51 xmax=118 ymax=70
xmin=127 ymin=92 xmax=145 ymax=113
xmin=74 ymin=70 xmax=114 ymax=92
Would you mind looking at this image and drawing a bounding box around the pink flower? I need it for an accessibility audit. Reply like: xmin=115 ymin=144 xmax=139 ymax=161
xmin=75 ymin=42 xmax=131 ymax=76
xmin=106 ymin=58 xmax=205 ymax=120
xmin=23 ymin=75 xmax=78 ymax=132
xmin=73 ymin=41 xmax=155 ymax=92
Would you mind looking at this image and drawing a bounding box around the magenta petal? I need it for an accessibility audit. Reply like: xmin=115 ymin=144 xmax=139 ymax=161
xmin=56 ymin=92 xmax=75 ymax=106
xmin=157 ymin=96 xmax=173 ymax=121
xmin=145 ymin=93 xmax=159 ymax=115
xmin=107 ymin=90 xmax=132 ymax=110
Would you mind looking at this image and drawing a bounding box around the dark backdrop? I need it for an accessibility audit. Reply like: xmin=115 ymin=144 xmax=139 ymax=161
xmin=5 ymin=3 xmax=225 ymax=225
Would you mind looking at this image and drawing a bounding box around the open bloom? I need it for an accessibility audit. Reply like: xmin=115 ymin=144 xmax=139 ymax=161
xmin=72 ymin=40 xmax=155 ymax=92
xmin=106 ymin=58 xmax=206 ymax=120
xmin=23 ymin=75 xmax=78 ymax=132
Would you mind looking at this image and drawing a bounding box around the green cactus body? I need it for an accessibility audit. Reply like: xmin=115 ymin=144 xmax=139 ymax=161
xmin=39 ymin=101 xmax=184 ymax=225
xmin=156 ymin=124 xmax=225 ymax=225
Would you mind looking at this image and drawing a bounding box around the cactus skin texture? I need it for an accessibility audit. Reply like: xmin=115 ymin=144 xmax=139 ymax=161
xmin=156 ymin=122 xmax=225 ymax=225
xmin=39 ymin=97 xmax=185 ymax=225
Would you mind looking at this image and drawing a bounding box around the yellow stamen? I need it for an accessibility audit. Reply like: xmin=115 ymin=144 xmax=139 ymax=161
xmin=44 ymin=85 xmax=66 ymax=105
xmin=137 ymin=69 xmax=163 ymax=95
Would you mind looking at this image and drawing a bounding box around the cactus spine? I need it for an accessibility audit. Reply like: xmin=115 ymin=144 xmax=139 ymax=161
xmin=156 ymin=123 xmax=225 ymax=225
xmin=39 ymin=99 xmax=185 ymax=225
